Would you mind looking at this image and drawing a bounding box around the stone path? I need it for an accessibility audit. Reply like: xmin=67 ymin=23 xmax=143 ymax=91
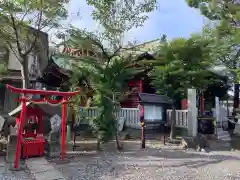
xmin=25 ymin=158 xmax=66 ymax=180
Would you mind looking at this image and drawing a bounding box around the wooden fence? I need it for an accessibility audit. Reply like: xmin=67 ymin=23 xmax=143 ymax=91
xmin=77 ymin=107 xmax=189 ymax=129
xmin=78 ymin=107 xmax=140 ymax=129
xmin=166 ymin=109 xmax=188 ymax=128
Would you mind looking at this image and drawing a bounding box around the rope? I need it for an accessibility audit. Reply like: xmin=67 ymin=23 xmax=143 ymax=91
xmin=26 ymin=97 xmax=66 ymax=106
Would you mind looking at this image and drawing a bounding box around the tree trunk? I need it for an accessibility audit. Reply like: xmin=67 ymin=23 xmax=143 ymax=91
xmin=113 ymin=93 xmax=122 ymax=150
xmin=96 ymin=137 xmax=101 ymax=151
xmin=233 ymin=83 xmax=239 ymax=109
xmin=20 ymin=55 xmax=30 ymax=89
xmin=169 ymin=105 xmax=176 ymax=140
xmin=115 ymin=129 xmax=122 ymax=150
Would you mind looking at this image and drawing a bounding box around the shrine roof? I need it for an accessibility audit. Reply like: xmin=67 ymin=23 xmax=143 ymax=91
xmin=8 ymin=102 xmax=70 ymax=118
xmin=139 ymin=93 xmax=172 ymax=105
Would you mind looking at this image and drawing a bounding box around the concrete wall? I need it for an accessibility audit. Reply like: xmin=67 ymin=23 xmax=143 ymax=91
xmin=5 ymin=28 xmax=48 ymax=72
xmin=0 ymin=28 xmax=49 ymax=70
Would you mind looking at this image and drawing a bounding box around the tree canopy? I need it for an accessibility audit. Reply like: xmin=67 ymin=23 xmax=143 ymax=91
xmin=151 ymin=34 xmax=229 ymax=106
xmin=186 ymin=0 xmax=240 ymax=25
xmin=57 ymin=0 xmax=157 ymax=149
xmin=186 ymin=0 xmax=240 ymax=107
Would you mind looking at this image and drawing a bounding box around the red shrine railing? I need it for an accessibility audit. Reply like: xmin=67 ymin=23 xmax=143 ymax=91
xmin=6 ymin=85 xmax=80 ymax=169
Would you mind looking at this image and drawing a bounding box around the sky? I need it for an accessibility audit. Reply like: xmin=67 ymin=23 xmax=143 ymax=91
xmin=66 ymin=0 xmax=207 ymax=44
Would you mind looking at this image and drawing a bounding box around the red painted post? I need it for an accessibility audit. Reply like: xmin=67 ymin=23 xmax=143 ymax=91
xmin=161 ymin=135 xmax=166 ymax=145
xmin=61 ymin=97 xmax=67 ymax=160
xmin=139 ymin=105 xmax=145 ymax=148
xmin=14 ymin=97 xmax=27 ymax=169
xmin=139 ymin=80 xmax=143 ymax=93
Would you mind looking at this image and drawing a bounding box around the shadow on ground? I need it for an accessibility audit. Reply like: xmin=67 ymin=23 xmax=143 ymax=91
xmin=231 ymin=135 xmax=240 ymax=150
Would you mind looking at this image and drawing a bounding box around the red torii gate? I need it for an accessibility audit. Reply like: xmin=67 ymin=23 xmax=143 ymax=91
xmin=6 ymin=85 xmax=79 ymax=169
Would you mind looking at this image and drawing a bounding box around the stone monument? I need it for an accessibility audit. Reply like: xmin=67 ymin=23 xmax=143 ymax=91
xmin=187 ymin=89 xmax=197 ymax=137
xmin=45 ymin=114 xmax=62 ymax=157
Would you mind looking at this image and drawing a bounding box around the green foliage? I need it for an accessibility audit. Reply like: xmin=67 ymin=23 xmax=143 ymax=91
xmin=186 ymin=0 xmax=240 ymax=24
xmin=187 ymin=0 xmax=239 ymax=107
xmin=86 ymin=0 xmax=157 ymax=30
xmin=0 ymin=63 xmax=8 ymax=75
xmin=0 ymin=46 xmax=9 ymax=75
xmin=86 ymin=0 xmax=157 ymax=50
xmin=60 ymin=28 xmax=145 ymax=144
xmin=151 ymin=34 xmax=222 ymax=103
xmin=187 ymin=0 xmax=240 ymax=75
xmin=58 ymin=0 xmax=157 ymax=145
xmin=203 ymin=25 xmax=239 ymax=77
xmin=204 ymin=80 xmax=230 ymax=102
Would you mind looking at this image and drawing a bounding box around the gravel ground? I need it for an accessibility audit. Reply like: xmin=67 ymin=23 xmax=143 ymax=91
xmin=0 ymin=170 xmax=34 ymax=180
xmin=1 ymin=141 xmax=240 ymax=180
xmin=0 ymin=157 xmax=34 ymax=180
xmin=49 ymin=141 xmax=240 ymax=180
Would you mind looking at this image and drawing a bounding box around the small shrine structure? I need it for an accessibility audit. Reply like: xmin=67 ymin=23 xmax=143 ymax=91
xmin=6 ymin=84 xmax=79 ymax=169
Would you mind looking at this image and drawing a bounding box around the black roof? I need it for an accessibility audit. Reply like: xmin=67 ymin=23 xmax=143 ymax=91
xmin=139 ymin=93 xmax=172 ymax=105
xmin=37 ymin=56 xmax=70 ymax=87
xmin=137 ymin=52 xmax=155 ymax=60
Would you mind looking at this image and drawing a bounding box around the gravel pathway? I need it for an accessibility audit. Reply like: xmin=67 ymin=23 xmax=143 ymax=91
xmin=49 ymin=142 xmax=240 ymax=180
xmin=0 ymin=170 xmax=34 ymax=180
xmin=0 ymin=157 xmax=34 ymax=180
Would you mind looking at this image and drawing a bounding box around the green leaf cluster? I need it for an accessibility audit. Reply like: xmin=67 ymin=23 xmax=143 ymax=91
xmin=59 ymin=28 xmax=145 ymax=143
xmin=151 ymin=34 xmax=224 ymax=102
xmin=187 ymin=0 xmax=240 ymax=76
xmin=56 ymin=0 xmax=157 ymax=144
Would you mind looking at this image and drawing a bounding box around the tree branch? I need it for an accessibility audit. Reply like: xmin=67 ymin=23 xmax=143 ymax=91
xmin=10 ymin=13 xmax=23 ymax=57
xmin=81 ymin=30 xmax=110 ymax=60
xmin=105 ymin=46 xmax=122 ymax=69
xmin=24 ymin=1 xmax=43 ymax=56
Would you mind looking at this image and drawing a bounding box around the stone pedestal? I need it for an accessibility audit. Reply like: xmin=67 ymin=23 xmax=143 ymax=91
xmin=45 ymin=132 xmax=61 ymax=157
xmin=6 ymin=134 xmax=17 ymax=163
xmin=0 ymin=137 xmax=7 ymax=153
xmin=6 ymin=134 xmax=26 ymax=170
xmin=66 ymin=125 xmax=71 ymax=143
